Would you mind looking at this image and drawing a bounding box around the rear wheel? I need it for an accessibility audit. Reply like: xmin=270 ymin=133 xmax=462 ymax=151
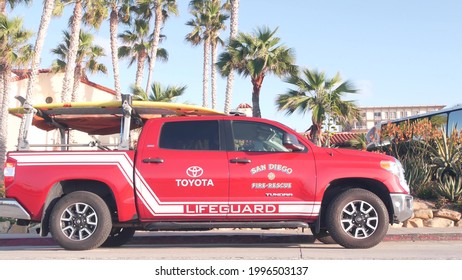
xmin=49 ymin=191 xmax=112 ymax=250
xmin=326 ymin=189 xmax=389 ymax=249
xmin=101 ymin=227 xmax=136 ymax=247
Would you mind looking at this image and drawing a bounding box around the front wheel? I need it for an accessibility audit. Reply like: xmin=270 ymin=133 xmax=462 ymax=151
xmin=326 ymin=189 xmax=389 ymax=249
xmin=49 ymin=191 xmax=112 ymax=250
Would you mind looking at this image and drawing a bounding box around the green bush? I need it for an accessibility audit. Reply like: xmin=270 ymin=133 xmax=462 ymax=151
xmin=426 ymin=132 xmax=462 ymax=202
xmin=376 ymin=120 xmax=462 ymax=203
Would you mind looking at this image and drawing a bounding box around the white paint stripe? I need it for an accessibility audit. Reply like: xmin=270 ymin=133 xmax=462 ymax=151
xmin=9 ymin=152 xmax=321 ymax=217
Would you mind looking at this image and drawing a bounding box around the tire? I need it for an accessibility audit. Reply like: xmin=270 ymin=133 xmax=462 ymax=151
xmin=309 ymin=227 xmax=336 ymax=244
xmin=49 ymin=191 xmax=112 ymax=250
xmin=326 ymin=189 xmax=389 ymax=249
xmin=101 ymin=227 xmax=136 ymax=247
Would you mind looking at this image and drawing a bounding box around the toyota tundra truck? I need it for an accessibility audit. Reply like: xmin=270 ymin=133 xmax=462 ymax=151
xmin=0 ymin=96 xmax=413 ymax=250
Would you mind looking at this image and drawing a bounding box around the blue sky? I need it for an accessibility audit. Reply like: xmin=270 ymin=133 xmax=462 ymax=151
xmin=10 ymin=0 xmax=462 ymax=132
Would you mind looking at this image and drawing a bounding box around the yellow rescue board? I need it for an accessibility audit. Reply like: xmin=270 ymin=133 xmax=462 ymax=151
xmin=9 ymin=100 xmax=225 ymax=135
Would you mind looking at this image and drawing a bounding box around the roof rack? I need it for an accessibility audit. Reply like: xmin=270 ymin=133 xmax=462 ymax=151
xmin=15 ymin=95 xmax=135 ymax=151
xmin=12 ymin=95 xmax=226 ymax=151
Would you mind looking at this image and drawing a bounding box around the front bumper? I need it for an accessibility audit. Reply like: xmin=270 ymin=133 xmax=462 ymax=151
xmin=0 ymin=199 xmax=31 ymax=220
xmin=390 ymin=194 xmax=413 ymax=223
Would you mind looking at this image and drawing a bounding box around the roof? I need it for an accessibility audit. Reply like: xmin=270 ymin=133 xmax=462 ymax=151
xmin=237 ymin=103 xmax=252 ymax=109
xmin=11 ymin=69 xmax=117 ymax=96
xmin=304 ymin=131 xmax=362 ymax=147
xmin=329 ymin=132 xmax=361 ymax=146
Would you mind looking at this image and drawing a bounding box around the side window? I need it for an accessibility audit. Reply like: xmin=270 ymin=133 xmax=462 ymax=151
xmin=159 ymin=120 xmax=220 ymax=151
xmin=231 ymin=121 xmax=290 ymax=152
xmin=430 ymin=113 xmax=448 ymax=130
xmin=448 ymin=110 xmax=462 ymax=135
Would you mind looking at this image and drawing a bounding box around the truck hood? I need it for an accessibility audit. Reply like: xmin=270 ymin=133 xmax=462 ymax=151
xmin=321 ymin=147 xmax=394 ymax=162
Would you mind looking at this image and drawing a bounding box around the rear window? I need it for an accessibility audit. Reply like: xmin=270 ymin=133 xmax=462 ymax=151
xmin=159 ymin=120 xmax=220 ymax=151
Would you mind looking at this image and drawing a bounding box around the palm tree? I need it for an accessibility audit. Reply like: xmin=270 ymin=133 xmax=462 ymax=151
xmin=217 ymin=26 xmax=296 ymax=117
xmin=135 ymin=0 xmax=178 ymax=94
xmin=118 ymin=18 xmax=168 ymax=88
xmin=275 ymin=68 xmax=360 ymax=146
xmin=23 ymin=0 xmax=56 ymax=103
xmin=131 ymin=82 xmax=186 ymax=102
xmin=186 ymin=0 xmax=229 ymax=110
xmin=347 ymin=133 xmax=367 ymax=150
xmin=19 ymin=0 xmax=56 ymax=141
xmin=0 ymin=15 xmax=33 ymax=182
xmin=223 ymin=0 xmax=238 ymax=114
xmin=51 ymin=30 xmax=108 ymax=101
xmin=207 ymin=0 xmax=228 ymax=110
xmin=54 ymin=0 xmax=87 ymax=103
xmin=82 ymin=0 xmax=133 ymax=100
xmin=185 ymin=0 xmax=210 ymax=108
xmin=0 ymin=0 xmax=31 ymax=15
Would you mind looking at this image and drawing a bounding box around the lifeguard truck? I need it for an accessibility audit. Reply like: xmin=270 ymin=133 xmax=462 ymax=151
xmin=1 ymin=95 xmax=413 ymax=250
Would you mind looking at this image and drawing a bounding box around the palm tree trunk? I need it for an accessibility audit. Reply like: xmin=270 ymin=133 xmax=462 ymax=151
xmin=110 ymin=6 xmax=121 ymax=100
xmin=19 ymin=0 xmax=55 ymax=141
xmin=0 ymin=1 xmax=6 ymax=15
xmin=0 ymin=68 xmax=11 ymax=183
xmin=135 ymin=52 xmax=146 ymax=88
xmin=61 ymin=0 xmax=83 ymax=103
xmin=145 ymin=0 xmax=162 ymax=93
xmin=224 ymin=0 xmax=239 ymax=114
xmin=202 ymin=37 xmax=210 ymax=108
xmin=251 ymin=75 xmax=264 ymax=117
xmin=211 ymin=40 xmax=218 ymax=110
xmin=71 ymin=65 xmax=82 ymax=102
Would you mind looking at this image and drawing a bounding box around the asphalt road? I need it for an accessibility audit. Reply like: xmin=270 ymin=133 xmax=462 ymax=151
xmin=1 ymin=237 xmax=461 ymax=280
xmin=2 ymin=238 xmax=462 ymax=260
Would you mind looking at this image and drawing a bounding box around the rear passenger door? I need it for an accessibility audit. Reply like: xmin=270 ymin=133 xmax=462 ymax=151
xmin=226 ymin=120 xmax=317 ymax=220
xmin=135 ymin=119 xmax=230 ymax=221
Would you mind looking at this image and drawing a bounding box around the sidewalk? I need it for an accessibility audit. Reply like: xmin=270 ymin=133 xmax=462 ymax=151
xmin=1 ymin=227 xmax=462 ymax=247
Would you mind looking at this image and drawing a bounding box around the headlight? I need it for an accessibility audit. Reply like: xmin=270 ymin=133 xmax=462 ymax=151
xmin=380 ymin=159 xmax=410 ymax=193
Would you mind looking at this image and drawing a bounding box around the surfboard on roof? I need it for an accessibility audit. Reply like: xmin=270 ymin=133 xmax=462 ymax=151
xmin=9 ymin=100 xmax=225 ymax=135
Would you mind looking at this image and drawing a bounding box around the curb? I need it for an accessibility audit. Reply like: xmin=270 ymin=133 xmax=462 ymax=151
xmin=383 ymin=233 xmax=462 ymax=242
xmin=2 ymin=231 xmax=462 ymax=247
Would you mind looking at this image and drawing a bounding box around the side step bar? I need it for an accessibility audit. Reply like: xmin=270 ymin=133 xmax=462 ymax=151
xmin=139 ymin=221 xmax=310 ymax=231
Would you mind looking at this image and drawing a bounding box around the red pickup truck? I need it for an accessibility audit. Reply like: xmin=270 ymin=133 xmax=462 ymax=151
xmin=1 ymin=97 xmax=413 ymax=250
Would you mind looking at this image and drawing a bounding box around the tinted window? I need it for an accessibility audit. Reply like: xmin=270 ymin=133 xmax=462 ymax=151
xmin=449 ymin=109 xmax=462 ymax=134
xmin=430 ymin=113 xmax=448 ymax=130
xmin=159 ymin=121 xmax=220 ymax=150
xmin=232 ymin=121 xmax=290 ymax=152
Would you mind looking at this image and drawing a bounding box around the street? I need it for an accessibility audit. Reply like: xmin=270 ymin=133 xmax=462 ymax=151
xmin=2 ymin=240 xmax=462 ymax=260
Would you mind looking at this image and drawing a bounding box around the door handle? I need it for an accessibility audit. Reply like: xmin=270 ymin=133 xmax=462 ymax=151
xmin=230 ymin=158 xmax=251 ymax=164
xmin=142 ymin=158 xmax=164 ymax=163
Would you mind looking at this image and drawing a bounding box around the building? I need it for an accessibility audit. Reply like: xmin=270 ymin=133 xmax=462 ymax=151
xmin=234 ymin=103 xmax=252 ymax=117
xmin=6 ymin=69 xmax=118 ymax=152
xmin=352 ymin=105 xmax=446 ymax=132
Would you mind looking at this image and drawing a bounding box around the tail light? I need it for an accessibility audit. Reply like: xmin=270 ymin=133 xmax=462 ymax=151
xmin=4 ymin=159 xmax=16 ymax=187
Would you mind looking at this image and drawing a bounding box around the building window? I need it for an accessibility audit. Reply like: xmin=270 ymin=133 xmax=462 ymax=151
xmin=374 ymin=112 xmax=382 ymax=118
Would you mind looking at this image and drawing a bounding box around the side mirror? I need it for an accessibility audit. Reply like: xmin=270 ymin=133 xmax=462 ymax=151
xmin=283 ymin=134 xmax=305 ymax=152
